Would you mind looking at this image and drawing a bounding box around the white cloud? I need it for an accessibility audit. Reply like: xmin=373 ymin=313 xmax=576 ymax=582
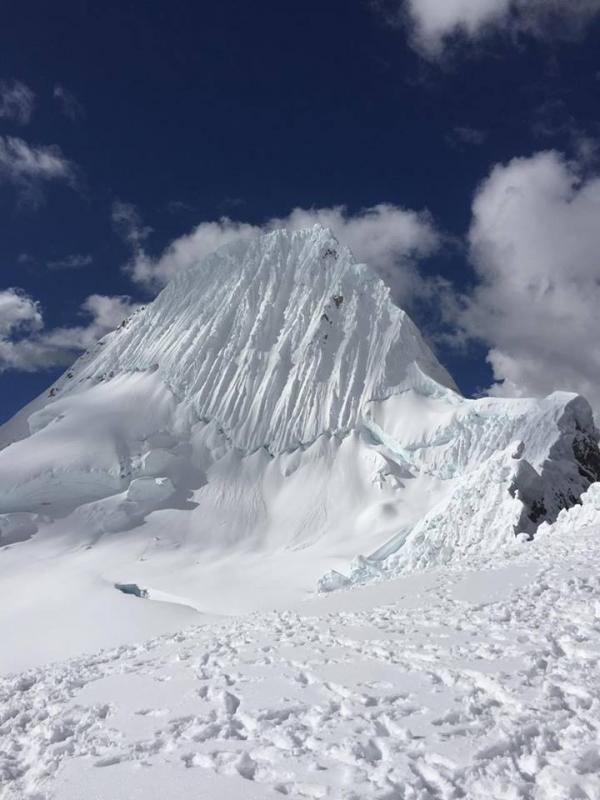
xmin=398 ymin=0 xmax=600 ymax=59
xmin=456 ymin=150 xmax=600 ymax=408
xmin=0 ymin=80 xmax=35 ymax=125
xmin=0 ymin=289 xmax=42 ymax=338
xmin=0 ymin=136 xmax=76 ymax=206
xmin=0 ymin=291 xmax=138 ymax=373
xmin=125 ymin=217 xmax=258 ymax=289
xmin=121 ymin=203 xmax=441 ymax=304
xmin=78 ymin=294 xmax=135 ymax=334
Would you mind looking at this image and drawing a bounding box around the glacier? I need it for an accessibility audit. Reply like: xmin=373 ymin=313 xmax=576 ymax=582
xmin=0 ymin=225 xmax=599 ymax=672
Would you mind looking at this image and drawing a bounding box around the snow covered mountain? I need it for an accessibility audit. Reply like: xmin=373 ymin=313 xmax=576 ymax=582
xmin=0 ymin=225 xmax=599 ymax=671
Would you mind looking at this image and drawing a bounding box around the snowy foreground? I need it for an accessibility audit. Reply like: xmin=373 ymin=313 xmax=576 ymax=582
xmin=3 ymin=524 xmax=600 ymax=800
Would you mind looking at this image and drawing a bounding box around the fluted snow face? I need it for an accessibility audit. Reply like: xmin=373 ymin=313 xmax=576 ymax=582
xmin=70 ymin=226 xmax=456 ymax=453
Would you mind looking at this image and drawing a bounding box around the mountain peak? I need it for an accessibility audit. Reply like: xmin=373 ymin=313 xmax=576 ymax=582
xmin=58 ymin=226 xmax=456 ymax=453
xmin=0 ymin=229 xmax=599 ymax=673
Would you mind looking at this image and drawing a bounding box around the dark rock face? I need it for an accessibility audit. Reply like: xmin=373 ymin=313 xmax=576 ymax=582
xmin=510 ymin=395 xmax=600 ymax=537
xmin=538 ymin=396 xmax=600 ymax=528
xmin=573 ymin=430 xmax=600 ymax=484
xmin=510 ymin=458 xmax=547 ymax=534
xmin=528 ymin=499 xmax=547 ymax=525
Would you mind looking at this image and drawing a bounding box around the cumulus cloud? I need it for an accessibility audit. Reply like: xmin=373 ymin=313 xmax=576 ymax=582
xmin=391 ymin=0 xmax=600 ymax=59
xmin=0 ymin=290 xmax=137 ymax=373
xmin=0 ymin=136 xmax=76 ymax=206
xmin=455 ymin=150 xmax=600 ymax=408
xmin=118 ymin=203 xmax=441 ymax=304
xmin=0 ymin=80 xmax=35 ymax=125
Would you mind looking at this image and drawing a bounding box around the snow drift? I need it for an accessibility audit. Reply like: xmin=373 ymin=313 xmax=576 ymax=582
xmin=0 ymin=225 xmax=598 ymax=669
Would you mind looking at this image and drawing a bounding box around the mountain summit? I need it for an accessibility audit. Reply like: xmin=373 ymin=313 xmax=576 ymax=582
xmin=49 ymin=225 xmax=456 ymax=453
xmin=0 ymin=227 xmax=598 ymax=669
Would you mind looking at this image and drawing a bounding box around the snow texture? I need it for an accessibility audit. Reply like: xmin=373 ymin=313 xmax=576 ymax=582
xmin=2 ymin=524 xmax=600 ymax=799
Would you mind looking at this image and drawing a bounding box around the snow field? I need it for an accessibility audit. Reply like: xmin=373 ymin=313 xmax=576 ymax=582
xmin=2 ymin=525 xmax=600 ymax=800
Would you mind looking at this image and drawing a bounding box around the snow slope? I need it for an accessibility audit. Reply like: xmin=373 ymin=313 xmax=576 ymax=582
xmin=0 ymin=225 xmax=599 ymax=670
xmin=2 ymin=520 xmax=600 ymax=800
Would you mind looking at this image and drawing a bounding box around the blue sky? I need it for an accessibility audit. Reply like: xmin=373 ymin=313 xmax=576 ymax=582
xmin=1 ymin=0 xmax=600 ymax=423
